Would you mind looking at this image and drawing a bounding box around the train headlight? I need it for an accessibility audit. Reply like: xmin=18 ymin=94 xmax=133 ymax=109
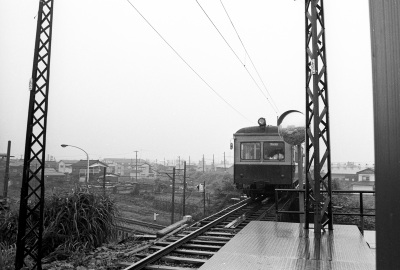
xmin=258 ymin=117 xmax=266 ymax=126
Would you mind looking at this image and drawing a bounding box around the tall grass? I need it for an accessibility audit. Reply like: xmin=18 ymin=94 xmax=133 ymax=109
xmin=0 ymin=242 xmax=16 ymax=270
xmin=41 ymin=191 xmax=119 ymax=255
xmin=0 ymin=190 xmax=119 ymax=263
xmin=0 ymin=208 xmax=18 ymax=246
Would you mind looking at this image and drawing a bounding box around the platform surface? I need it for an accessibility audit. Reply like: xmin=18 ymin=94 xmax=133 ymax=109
xmin=199 ymin=221 xmax=375 ymax=270
xmin=363 ymin=230 xmax=376 ymax=249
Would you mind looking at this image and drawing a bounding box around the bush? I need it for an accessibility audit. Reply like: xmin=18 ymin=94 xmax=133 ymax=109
xmin=0 ymin=209 xmax=19 ymax=246
xmin=0 ymin=242 xmax=16 ymax=270
xmin=41 ymin=191 xmax=119 ymax=255
xmin=0 ymin=190 xmax=120 ymax=264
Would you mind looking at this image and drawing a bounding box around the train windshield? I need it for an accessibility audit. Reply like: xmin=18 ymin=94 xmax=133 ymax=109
xmin=240 ymin=142 xmax=261 ymax=160
xmin=264 ymin=142 xmax=285 ymax=161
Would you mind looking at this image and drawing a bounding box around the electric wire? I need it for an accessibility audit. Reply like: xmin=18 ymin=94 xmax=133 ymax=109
xmin=195 ymin=0 xmax=280 ymax=115
xmin=220 ymin=0 xmax=280 ymax=114
xmin=124 ymin=0 xmax=252 ymax=123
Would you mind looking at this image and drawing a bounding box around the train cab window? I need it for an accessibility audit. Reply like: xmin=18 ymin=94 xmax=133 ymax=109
xmin=240 ymin=142 xmax=261 ymax=160
xmin=264 ymin=142 xmax=285 ymax=161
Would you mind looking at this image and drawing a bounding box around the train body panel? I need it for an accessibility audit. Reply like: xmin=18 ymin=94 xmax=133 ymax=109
xmin=234 ymin=164 xmax=294 ymax=185
xmin=233 ymin=121 xmax=297 ymax=197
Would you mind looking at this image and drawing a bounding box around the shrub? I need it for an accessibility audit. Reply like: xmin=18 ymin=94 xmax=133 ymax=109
xmin=0 ymin=209 xmax=19 ymax=246
xmin=0 ymin=242 xmax=16 ymax=270
xmin=41 ymin=191 xmax=119 ymax=255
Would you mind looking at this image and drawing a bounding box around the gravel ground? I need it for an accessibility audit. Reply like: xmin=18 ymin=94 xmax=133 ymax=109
xmin=42 ymin=238 xmax=151 ymax=270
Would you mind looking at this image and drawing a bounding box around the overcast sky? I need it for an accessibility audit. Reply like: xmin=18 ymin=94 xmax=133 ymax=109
xmin=0 ymin=0 xmax=374 ymax=165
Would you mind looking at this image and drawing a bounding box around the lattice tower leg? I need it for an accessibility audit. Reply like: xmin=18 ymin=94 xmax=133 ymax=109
xmin=304 ymin=0 xmax=333 ymax=235
xmin=15 ymin=1 xmax=55 ymax=269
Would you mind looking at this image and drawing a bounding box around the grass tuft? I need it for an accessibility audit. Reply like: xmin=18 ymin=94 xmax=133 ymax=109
xmin=41 ymin=191 xmax=119 ymax=256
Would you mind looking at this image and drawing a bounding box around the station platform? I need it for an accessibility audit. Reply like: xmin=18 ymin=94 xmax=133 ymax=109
xmin=199 ymin=221 xmax=375 ymax=270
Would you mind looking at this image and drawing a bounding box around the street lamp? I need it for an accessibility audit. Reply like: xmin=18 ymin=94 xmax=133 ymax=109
xmin=61 ymin=144 xmax=89 ymax=187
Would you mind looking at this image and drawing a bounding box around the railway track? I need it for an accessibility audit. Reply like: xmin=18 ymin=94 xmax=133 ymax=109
xmin=118 ymin=196 xmax=289 ymax=270
xmin=117 ymin=217 xmax=166 ymax=231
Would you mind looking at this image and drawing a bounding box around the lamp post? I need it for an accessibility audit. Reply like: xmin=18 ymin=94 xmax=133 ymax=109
xmin=61 ymin=144 xmax=89 ymax=187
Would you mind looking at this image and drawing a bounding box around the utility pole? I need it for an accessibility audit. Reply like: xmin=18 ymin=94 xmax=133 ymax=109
xmin=178 ymin=156 xmax=180 ymax=174
xmin=134 ymin=151 xmax=138 ymax=182
xmin=224 ymin=152 xmax=226 ymax=172
xmin=203 ymin=181 xmax=206 ymax=216
xmin=171 ymin=167 xmax=176 ymax=224
xmin=3 ymin=141 xmax=11 ymax=198
xmin=15 ymin=1 xmax=55 ymax=268
xmin=103 ymin=167 xmax=106 ymax=196
xmin=182 ymin=161 xmax=186 ymax=216
xmin=305 ymin=0 xmax=332 ymax=235
xmin=298 ymin=145 xmax=304 ymax=223
xmin=202 ymin=155 xmax=205 ymax=173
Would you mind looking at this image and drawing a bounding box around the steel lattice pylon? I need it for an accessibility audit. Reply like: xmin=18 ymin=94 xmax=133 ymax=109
xmin=15 ymin=0 xmax=55 ymax=269
xmin=304 ymin=0 xmax=333 ymax=235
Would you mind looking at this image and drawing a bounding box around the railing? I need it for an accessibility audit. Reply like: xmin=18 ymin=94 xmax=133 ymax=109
xmin=275 ymin=189 xmax=375 ymax=234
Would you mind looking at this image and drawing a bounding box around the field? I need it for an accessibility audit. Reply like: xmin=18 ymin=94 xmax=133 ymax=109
xmin=3 ymin=175 xmax=375 ymax=230
xmin=2 ymin=171 xmax=241 ymax=227
xmin=0 ymin=175 xmax=375 ymax=269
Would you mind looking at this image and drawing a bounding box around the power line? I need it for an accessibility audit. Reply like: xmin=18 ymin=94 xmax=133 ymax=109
xmin=195 ymin=0 xmax=244 ymax=66
xmin=195 ymin=0 xmax=280 ymax=115
xmin=124 ymin=0 xmax=252 ymax=123
xmin=219 ymin=0 xmax=280 ymax=114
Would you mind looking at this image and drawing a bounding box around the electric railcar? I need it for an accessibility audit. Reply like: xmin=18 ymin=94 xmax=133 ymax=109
xmin=233 ymin=118 xmax=297 ymax=198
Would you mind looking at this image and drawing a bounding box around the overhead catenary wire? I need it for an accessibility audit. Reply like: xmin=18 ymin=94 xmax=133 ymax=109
xmin=195 ymin=0 xmax=280 ymax=115
xmin=219 ymin=0 xmax=280 ymax=114
xmin=124 ymin=0 xmax=252 ymax=123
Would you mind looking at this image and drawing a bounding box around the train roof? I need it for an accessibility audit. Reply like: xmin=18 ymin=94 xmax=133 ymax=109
xmin=234 ymin=125 xmax=279 ymax=136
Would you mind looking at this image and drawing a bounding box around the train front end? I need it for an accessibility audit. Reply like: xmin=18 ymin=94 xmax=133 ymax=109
xmin=233 ymin=118 xmax=296 ymax=198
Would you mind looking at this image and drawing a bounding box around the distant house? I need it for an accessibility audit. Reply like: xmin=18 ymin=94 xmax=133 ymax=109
xmin=6 ymin=160 xmax=66 ymax=186
xmin=27 ymin=160 xmax=59 ymax=171
xmin=357 ymin=168 xmax=375 ymax=182
xmin=8 ymin=159 xmax=60 ymax=176
xmin=71 ymin=160 xmax=108 ymax=182
xmin=103 ymin=161 xmax=124 ymax=175
xmin=351 ymin=168 xmax=375 ymax=191
xmin=103 ymin=158 xmax=147 ymax=176
xmin=58 ymin=160 xmax=79 ymax=174
xmin=331 ymin=168 xmax=359 ymax=182
xmin=44 ymin=168 xmax=67 ymax=181
xmin=129 ymin=163 xmax=155 ymax=178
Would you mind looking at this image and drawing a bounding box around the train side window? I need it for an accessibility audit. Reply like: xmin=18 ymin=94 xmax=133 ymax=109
xmin=264 ymin=142 xmax=285 ymax=161
xmin=240 ymin=142 xmax=261 ymax=160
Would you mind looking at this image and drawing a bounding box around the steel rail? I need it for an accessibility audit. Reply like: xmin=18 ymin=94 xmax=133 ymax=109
xmin=116 ymin=217 xmax=165 ymax=230
xmin=224 ymin=203 xmax=264 ymax=228
xmin=254 ymin=202 xmax=276 ymax=221
xmin=122 ymin=199 xmax=250 ymax=270
xmin=189 ymin=197 xmax=250 ymax=228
